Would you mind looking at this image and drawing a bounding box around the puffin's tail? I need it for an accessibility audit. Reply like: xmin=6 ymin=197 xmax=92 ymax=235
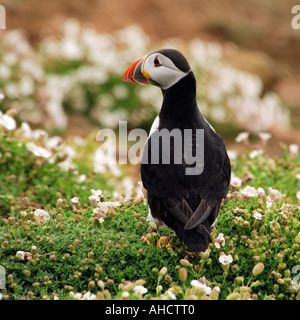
xmin=169 ymin=218 xmax=210 ymax=252
xmin=147 ymin=193 xmax=219 ymax=252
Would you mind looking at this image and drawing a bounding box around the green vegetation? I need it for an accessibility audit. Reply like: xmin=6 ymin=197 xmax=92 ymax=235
xmin=1 ymin=124 xmax=300 ymax=300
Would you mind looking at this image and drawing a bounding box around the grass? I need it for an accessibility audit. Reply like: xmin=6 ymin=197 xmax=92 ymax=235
xmin=0 ymin=124 xmax=300 ymax=300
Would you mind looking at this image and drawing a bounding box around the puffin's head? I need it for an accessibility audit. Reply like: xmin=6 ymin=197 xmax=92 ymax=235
xmin=121 ymin=49 xmax=191 ymax=90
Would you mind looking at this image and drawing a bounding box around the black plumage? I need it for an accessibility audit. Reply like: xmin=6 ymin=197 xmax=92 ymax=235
xmin=122 ymin=49 xmax=231 ymax=252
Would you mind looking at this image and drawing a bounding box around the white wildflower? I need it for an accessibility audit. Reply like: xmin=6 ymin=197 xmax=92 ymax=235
xmin=26 ymin=142 xmax=52 ymax=158
xmin=230 ymin=176 xmax=242 ymax=188
xmin=218 ymin=254 xmax=233 ymax=265
xmin=240 ymin=186 xmax=258 ymax=198
xmin=257 ymin=187 xmax=266 ymax=197
xmin=296 ymin=191 xmax=300 ymax=201
xmin=190 ymin=280 xmax=212 ymax=295
xmin=71 ymin=197 xmax=79 ymax=204
xmin=44 ymin=136 xmax=63 ymax=150
xmin=296 ymin=174 xmax=300 ymax=181
xmin=265 ymin=201 xmax=273 ymax=213
xmin=268 ymin=187 xmax=283 ymax=202
xmin=89 ymin=195 xmax=100 ymax=207
xmin=20 ymin=122 xmax=33 ymax=138
xmin=57 ymin=159 xmax=75 ymax=171
xmin=34 ymin=209 xmax=50 ymax=223
xmin=249 ymin=149 xmax=263 ymax=159
xmin=99 ymin=217 xmax=104 ymax=224
xmin=81 ymin=292 xmax=96 ymax=300
xmin=97 ymin=201 xmax=121 ymax=213
xmin=167 ymin=290 xmax=177 ymax=300
xmin=93 ymin=207 xmax=101 ymax=214
xmin=90 ymin=189 xmax=102 ymax=199
xmin=214 ymin=233 xmax=225 ymax=249
xmin=133 ymin=285 xmax=148 ymax=295
xmin=258 ymin=132 xmax=272 ymax=141
xmin=16 ymin=251 xmax=25 ymax=260
xmin=78 ymin=174 xmax=86 ymax=183
xmin=122 ymin=291 xmax=130 ymax=299
xmin=32 ymin=129 xmax=48 ymax=141
xmin=69 ymin=291 xmax=80 ymax=299
xmin=253 ymin=211 xmax=262 ymax=220
xmin=235 ymin=132 xmax=249 ymax=143
xmin=289 ymin=144 xmax=299 ymax=156
xmin=0 ymin=113 xmax=16 ymax=130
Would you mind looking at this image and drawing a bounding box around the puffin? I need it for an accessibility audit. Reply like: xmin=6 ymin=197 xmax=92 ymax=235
xmin=121 ymin=49 xmax=231 ymax=252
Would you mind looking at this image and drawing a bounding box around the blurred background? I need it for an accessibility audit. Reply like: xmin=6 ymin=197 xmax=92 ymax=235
xmin=1 ymin=0 xmax=300 ymax=156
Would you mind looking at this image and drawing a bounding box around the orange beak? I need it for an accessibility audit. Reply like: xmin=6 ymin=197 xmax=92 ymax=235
xmin=121 ymin=57 xmax=150 ymax=85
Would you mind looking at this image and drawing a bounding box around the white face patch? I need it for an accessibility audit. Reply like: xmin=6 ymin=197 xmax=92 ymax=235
xmin=142 ymin=53 xmax=190 ymax=90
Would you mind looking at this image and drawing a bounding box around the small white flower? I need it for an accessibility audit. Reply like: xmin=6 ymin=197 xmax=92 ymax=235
xmin=44 ymin=136 xmax=63 ymax=150
xmin=71 ymin=197 xmax=79 ymax=204
xmin=78 ymin=174 xmax=86 ymax=183
xmin=89 ymin=195 xmax=100 ymax=207
xmin=289 ymin=144 xmax=299 ymax=156
xmin=99 ymin=217 xmax=104 ymax=224
xmin=249 ymin=149 xmax=263 ymax=159
xmin=89 ymin=195 xmax=99 ymax=202
xmin=16 ymin=251 xmax=25 ymax=260
xmin=190 ymin=280 xmax=212 ymax=295
xmin=97 ymin=201 xmax=121 ymax=213
xmin=167 ymin=290 xmax=177 ymax=300
xmin=230 ymin=176 xmax=242 ymax=188
xmin=34 ymin=209 xmax=50 ymax=223
xmin=81 ymin=292 xmax=96 ymax=300
xmin=253 ymin=211 xmax=262 ymax=220
xmin=296 ymin=174 xmax=300 ymax=181
xmin=235 ymin=132 xmax=249 ymax=143
xmin=70 ymin=292 xmax=82 ymax=300
xmin=265 ymin=201 xmax=273 ymax=213
xmin=0 ymin=114 xmax=16 ymax=130
xmin=26 ymin=142 xmax=52 ymax=159
xmin=90 ymin=189 xmax=102 ymax=198
xmin=296 ymin=191 xmax=300 ymax=201
xmin=240 ymin=186 xmax=258 ymax=198
xmin=258 ymin=132 xmax=272 ymax=141
xmin=122 ymin=291 xmax=130 ymax=299
xmin=133 ymin=285 xmax=148 ymax=295
xmin=257 ymin=187 xmax=265 ymax=197
xmin=214 ymin=233 xmax=225 ymax=249
xmin=268 ymin=187 xmax=283 ymax=202
xmin=218 ymin=254 xmax=233 ymax=266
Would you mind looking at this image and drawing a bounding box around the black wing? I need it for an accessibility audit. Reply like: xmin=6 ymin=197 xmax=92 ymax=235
xmin=141 ymin=122 xmax=231 ymax=207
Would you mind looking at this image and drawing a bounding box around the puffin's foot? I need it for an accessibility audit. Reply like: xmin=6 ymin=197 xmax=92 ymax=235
xmin=157 ymin=236 xmax=171 ymax=248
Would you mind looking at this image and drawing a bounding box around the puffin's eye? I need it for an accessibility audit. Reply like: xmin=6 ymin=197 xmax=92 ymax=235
xmin=154 ymin=56 xmax=161 ymax=67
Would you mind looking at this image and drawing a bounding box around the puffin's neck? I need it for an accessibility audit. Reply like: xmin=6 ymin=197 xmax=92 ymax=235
xmin=159 ymin=72 xmax=198 ymax=126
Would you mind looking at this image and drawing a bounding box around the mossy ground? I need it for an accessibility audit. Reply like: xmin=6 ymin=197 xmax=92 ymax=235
xmin=1 ymin=131 xmax=300 ymax=300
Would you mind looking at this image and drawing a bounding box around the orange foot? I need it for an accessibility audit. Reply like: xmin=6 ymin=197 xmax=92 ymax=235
xmin=157 ymin=236 xmax=171 ymax=248
xmin=141 ymin=235 xmax=150 ymax=245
